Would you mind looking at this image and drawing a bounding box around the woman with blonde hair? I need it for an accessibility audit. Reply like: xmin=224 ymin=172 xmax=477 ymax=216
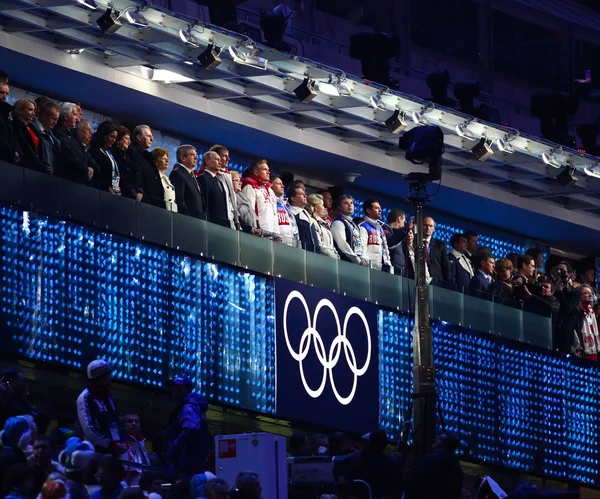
xmin=306 ymin=193 xmax=339 ymax=259
xmin=12 ymin=98 xmax=46 ymax=173
xmin=151 ymin=148 xmax=177 ymax=212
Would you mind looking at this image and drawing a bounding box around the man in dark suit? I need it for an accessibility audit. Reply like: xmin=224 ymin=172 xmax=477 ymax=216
xmin=30 ymin=101 xmax=61 ymax=175
xmin=170 ymin=145 xmax=204 ymax=218
xmin=469 ymin=251 xmax=495 ymax=299
xmin=0 ymin=77 xmax=17 ymax=164
xmin=447 ymin=233 xmax=474 ymax=292
xmin=423 ymin=217 xmax=452 ymax=285
xmin=54 ymin=102 xmax=95 ymax=184
xmin=127 ymin=125 xmax=155 ymax=203
xmin=198 ymin=151 xmax=231 ymax=228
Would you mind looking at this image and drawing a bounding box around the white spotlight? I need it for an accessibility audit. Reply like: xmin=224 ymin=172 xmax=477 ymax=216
xmin=124 ymin=7 xmax=148 ymax=28
xmin=179 ymin=27 xmax=199 ymax=47
xmin=228 ymin=45 xmax=268 ymax=70
xmin=542 ymin=151 xmax=561 ymax=168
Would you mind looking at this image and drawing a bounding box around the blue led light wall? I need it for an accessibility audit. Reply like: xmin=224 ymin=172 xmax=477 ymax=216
xmin=0 ymin=206 xmax=276 ymax=415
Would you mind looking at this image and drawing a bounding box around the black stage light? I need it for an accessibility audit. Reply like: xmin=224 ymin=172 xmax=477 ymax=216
xmin=198 ymin=44 xmax=222 ymax=70
xmin=471 ymin=137 xmax=493 ymax=161
xmin=293 ymin=78 xmax=317 ymax=103
xmin=97 ymin=7 xmax=122 ymax=34
xmin=557 ymin=164 xmax=578 ymax=187
xmin=426 ymin=70 xmax=456 ymax=108
xmin=576 ymin=123 xmax=600 ymax=156
xmin=399 ymin=125 xmax=445 ymax=181
xmin=260 ymin=10 xmax=293 ymax=53
xmin=385 ymin=109 xmax=407 ymax=134
xmin=349 ymin=31 xmax=399 ymax=89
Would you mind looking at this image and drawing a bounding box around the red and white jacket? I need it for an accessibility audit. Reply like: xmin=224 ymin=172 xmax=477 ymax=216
xmin=240 ymin=175 xmax=279 ymax=236
xmin=358 ymin=216 xmax=392 ymax=272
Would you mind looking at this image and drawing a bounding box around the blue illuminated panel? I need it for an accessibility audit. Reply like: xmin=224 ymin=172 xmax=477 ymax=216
xmin=378 ymin=311 xmax=412 ymax=436
xmin=0 ymin=206 xmax=275 ymax=414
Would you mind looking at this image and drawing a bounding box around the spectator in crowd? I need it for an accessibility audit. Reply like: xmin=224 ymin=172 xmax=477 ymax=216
xmin=564 ymin=285 xmax=600 ymax=361
xmin=463 ymin=230 xmax=478 ymax=267
xmin=359 ymin=199 xmax=392 ymax=271
xmin=345 ymin=429 xmax=402 ymax=499
xmin=515 ymin=254 xmax=537 ymax=285
xmin=120 ymin=413 xmax=151 ymax=486
xmin=386 ymin=209 xmax=410 ymax=275
xmin=310 ymin=434 xmax=329 ymax=456
xmin=58 ymin=440 xmax=95 ymax=499
xmin=271 ymin=175 xmax=298 ymax=246
xmin=0 ymin=81 xmax=17 ymax=163
xmin=0 ymin=416 xmax=31 ymax=483
xmin=233 ymin=472 xmax=262 ymax=499
xmin=577 ymin=263 xmax=598 ymax=307
xmin=329 ymin=431 xmax=352 ymax=456
xmin=0 ymin=77 xmax=8 ymax=102
xmin=392 ymin=228 xmax=416 ymax=279
xmin=210 ymin=144 xmax=239 ymax=230
xmin=199 ymin=151 xmax=232 ymax=228
xmin=171 ymin=145 xmax=205 ymax=219
xmin=30 ymin=100 xmax=60 ymax=175
xmin=166 ymin=375 xmax=209 ymax=475
xmin=39 ymin=477 xmax=71 ymax=499
xmin=206 ymin=478 xmax=230 ymax=499
xmin=331 ymin=195 xmax=366 ymax=265
xmin=28 ymin=434 xmax=64 ymax=492
xmin=240 ymin=159 xmax=279 ymax=236
xmin=526 ymin=248 xmax=544 ymax=276
xmin=127 ymin=125 xmax=155 ymax=202
xmin=77 ymin=121 xmax=93 ymax=149
xmin=469 ymin=252 xmax=495 ymax=299
xmin=12 ymin=98 xmax=47 ymax=173
xmin=287 ymin=433 xmax=309 ymax=457
xmin=0 ymin=368 xmax=37 ymax=429
xmin=111 ymin=126 xmax=136 ymax=199
xmin=491 ymin=258 xmax=513 ymax=301
xmin=231 ymin=170 xmax=242 ymax=193
xmin=307 ymin=193 xmax=339 ymax=258
xmin=140 ymin=145 xmax=165 ymax=209
xmin=2 ymin=463 xmax=36 ymax=499
xmin=74 ymin=103 xmax=83 ymax=126
xmin=506 ymin=253 xmax=520 ymax=270
xmin=404 ymin=433 xmax=463 ymax=499
xmin=448 ymin=233 xmax=474 ymax=292
xmin=318 ymin=189 xmax=334 ymax=225
xmin=423 ymin=217 xmax=451 ymax=285
xmin=538 ymin=278 xmax=561 ymax=322
xmin=54 ymin=102 xmax=95 ymax=184
xmin=76 ymin=360 xmax=127 ymax=457
xmin=92 ymin=455 xmax=126 ymax=499
xmin=288 ymin=184 xmax=319 ymax=252
xmin=89 ymin=121 xmax=121 ymax=196
xmin=150 ymin=148 xmax=177 ymax=212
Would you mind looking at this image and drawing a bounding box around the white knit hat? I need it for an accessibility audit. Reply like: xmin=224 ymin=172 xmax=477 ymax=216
xmin=87 ymin=359 xmax=111 ymax=380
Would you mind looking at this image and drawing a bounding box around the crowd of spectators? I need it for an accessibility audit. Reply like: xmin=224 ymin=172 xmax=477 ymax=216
xmin=0 ymin=69 xmax=598 ymax=357
xmin=0 ymin=357 xmax=483 ymax=499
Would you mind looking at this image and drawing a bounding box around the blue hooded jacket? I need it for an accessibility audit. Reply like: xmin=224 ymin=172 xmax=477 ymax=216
xmin=166 ymin=392 xmax=210 ymax=475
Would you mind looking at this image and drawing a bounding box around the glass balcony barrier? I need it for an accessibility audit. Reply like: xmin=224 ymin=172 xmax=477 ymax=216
xmin=0 ymin=160 xmax=553 ymax=350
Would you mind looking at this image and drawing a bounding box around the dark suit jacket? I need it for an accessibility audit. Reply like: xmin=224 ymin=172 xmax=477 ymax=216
xmin=89 ymin=147 xmax=120 ymax=192
xmin=448 ymin=253 xmax=471 ymax=292
xmin=111 ymin=146 xmax=136 ymax=198
xmin=391 ymin=239 xmax=414 ymax=278
xmin=198 ymin=171 xmax=229 ymax=227
xmin=126 ymin=143 xmax=153 ymax=196
xmin=12 ymin=119 xmax=48 ymax=173
xmin=469 ymin=271 xmax=493 ymax=299
xmin=30 ymin=118 xmax=61 ymax=174
xmin=427 ymin=237 xmax=451 ymax=283
xmin=0 ymin=103 xmax=16 ymax=163
xmin=170 ymin=165 xmax=205 ymax=218
xmin=54 ymin=124 xmax=95 ymax=184
xmin=141 ymin=162 xmax=165 ymax=209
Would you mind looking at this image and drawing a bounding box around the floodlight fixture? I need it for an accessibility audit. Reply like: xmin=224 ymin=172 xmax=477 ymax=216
xmin=542 ymin=149 xmax=561 ymax=168
xmin=123 ymin=7 xmax=148 ymax=28
xmin=179 ymin=26 xmax=200 ymax=47
xmin=294 ymin=78 xmax=317 ymax=103
xmin=317 ymin=74 xmax=351 ymax=97
xmin=228 ymin=45 xmax=268 ymax=70
xmin=399 ymin=125 xmax=445 ymax=181
xmin=198 ymin=44 xmax=223 ymax=70
xmin=584 ymin=165 xmax=600 ymax=179
xmin=471 ymin=137 xmax=493 ymax=161
xmin=370 ymin=92 xmax=387 ymax=111
xmin=385 ymin=109 xmax=407 ymax=134
xmin=96 ymin=7 xmax=122 ymax=34
xmin=76 ymin=0 xmax=97 ymax=10
xmin=557 ymin=164 xmax=578 ymax=187
xmin=151 ymin=69 xmax=195 ymax=83
xmin=455 ymin=121 xmax=476 ymax=140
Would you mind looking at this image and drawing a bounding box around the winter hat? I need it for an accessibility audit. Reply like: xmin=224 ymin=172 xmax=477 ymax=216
xmin=59 ymin=440 xmax=95 ymax=472
xmin=37 ymin=479 xmax=70 ymax=499
xmin=190 ymin=473 xmax=211 ymax=499
xmin=87 ymin=359 xmax=111 ymax=380
xmin=0 ymin=416 xmax=32 ymax=449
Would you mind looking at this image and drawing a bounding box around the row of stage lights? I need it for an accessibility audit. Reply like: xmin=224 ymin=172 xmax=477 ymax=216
xmin=71 ymin=0 xmax=600 ymax=185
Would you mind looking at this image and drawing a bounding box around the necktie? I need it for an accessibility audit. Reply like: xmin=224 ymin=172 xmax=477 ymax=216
xmin=424 ymin=240 xmax=430 ymax=264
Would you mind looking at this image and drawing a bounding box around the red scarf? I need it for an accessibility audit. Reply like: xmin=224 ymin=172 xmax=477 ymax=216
xmin=241 ymin=173 xmax=272 ymax=190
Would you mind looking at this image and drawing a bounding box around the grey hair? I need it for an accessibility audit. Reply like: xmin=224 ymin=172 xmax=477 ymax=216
xmin=202 ymin=150 xmax=219 ymax=165
xmin=59 ymin=102 xmax=77 ymax=117
xmin=131 ymin=125 xmax=150 ymax=141
xmin=76 ymin=120 xmax=90 ymax=130
xmin=306 ymin=193 xmax=324 ymax=216
xmin=176 ymin=144 xmax=196 ymax=163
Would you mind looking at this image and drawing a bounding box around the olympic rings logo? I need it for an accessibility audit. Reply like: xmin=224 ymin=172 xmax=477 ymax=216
xmin=282 ymin=290 xmax=372 ymax=406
